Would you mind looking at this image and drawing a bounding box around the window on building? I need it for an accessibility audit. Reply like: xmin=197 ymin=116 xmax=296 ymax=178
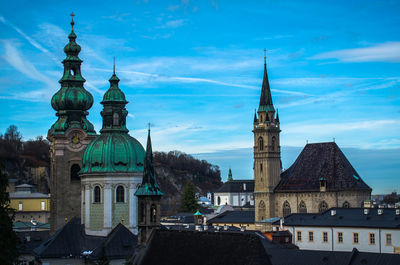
xmin=116 ymin=185 xmax=125 ymax=203
xmin=369 ymin=233 xmax=376 ymax=245
xmin=113 ymin=112 xmax=120 ymax=126
xmin=41 ymin=201 xmax=45 ymax=210
xmin=297 ymin=231 xmax=302 ymax=242
xmin=258 ymin=200 xmax=266 ymax=220
xmin=343 ymin=201 xmax=350 ymax=208
xmin=217 ymin=196 xmax=221 ymax=205
xmin=260 ymin=163 xmax=263 ymax=172
xmin=70 ymin=164 xmax=81 ymax=181
xmin=283 ymin=201 xmax=291 ymax=216
xmin=258 ymin=137 xmax=264 ymax=151
xmin=386 ymin=234 xmax=392 ymax=246
xmin=299 ymin=201 xmax=307 ymax=213
xmin=323 ymin=232 xmax=328 ymax=243
xmin=94 ymin=186 xmax=101 ymax=203
xmin=353 ymin=233 xmax=359 ymax=244
xmin=308 ymin=231 xmax=314 ymax=242
xmin=150 ymin=204 xmax=157 ymax=223
xmin=140 ymin=203 xmax=145 ymax=223
xmin=271 ymin=136 xmax=276 ymax=151
xmin=319 ymin=201 xmax=329 ymax=213
xmin=338 ymin=232 xmax=343 ymax=243
xmin=18 ymin=202 xmax=23 ymax=211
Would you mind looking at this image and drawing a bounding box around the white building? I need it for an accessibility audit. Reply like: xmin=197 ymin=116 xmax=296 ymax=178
xmin=273 ymin=208 xmax=400 ymax=254
xmin=214 ymin=180 xmax=254 ymax=207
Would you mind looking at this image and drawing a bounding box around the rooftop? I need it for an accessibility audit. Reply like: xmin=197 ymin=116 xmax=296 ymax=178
xmin=273 ymin=208 xmax=400 ymax=229
xmin=207 ymin=210 xmax=255 ymax=224
xmin=215 ymin=179 xmax=254 ymax=193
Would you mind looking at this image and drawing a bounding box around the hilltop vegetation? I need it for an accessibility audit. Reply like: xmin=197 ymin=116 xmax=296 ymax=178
xmin=0 ymin=125 xmax=222 ymax=214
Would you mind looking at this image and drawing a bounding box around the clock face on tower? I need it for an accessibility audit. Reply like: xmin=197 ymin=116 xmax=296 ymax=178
xmin=70 ymin=132 xmax=83 ymax=149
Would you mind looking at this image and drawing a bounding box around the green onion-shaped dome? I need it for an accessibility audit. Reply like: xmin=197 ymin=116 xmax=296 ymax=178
xmin=80 ymin=133 xmax=145 ymax=173
xmin=64 ymin=31 xmax=81 ymax=55
xmin=51 ymin=86 xmax=94 ymax=111
xmin=102 ymin=75 xmax=127 ymax=103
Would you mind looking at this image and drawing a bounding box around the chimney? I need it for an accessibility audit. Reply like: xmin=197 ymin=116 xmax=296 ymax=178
xmin=240 ymin=226 xmax=246 ymax=232
xmin=378 ymin=209 xmax=383 ymax=215
xmin=331 ymin=209 xmax=336 ymax=216
xmin=224 ymin=225 xmax=228 ymax=231
xmin=396 ymin=209 xmax=400 ymax=215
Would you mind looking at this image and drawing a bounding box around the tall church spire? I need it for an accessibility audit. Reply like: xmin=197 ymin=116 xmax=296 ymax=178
xmin=258 ymin=49 xmax=275 ymax=113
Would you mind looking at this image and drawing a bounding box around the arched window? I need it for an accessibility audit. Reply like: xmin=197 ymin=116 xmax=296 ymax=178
xmin=319 ymin=201 xmax=329 ymax=212
xmin=150 ymin=204 xmax=157 ymax=223
xmin=342 ymin=201 xmax=350 ymax=208
xmin=116 ymin=185 xmax=124 ymax=203
xmin=217 ymin=196 xmax=221 ymax=205
xmin=283 ymin=201 xmax=291 ymax=216
xmin=258 ymin=200 xmax=266 ymax=220
xmin=140 ymin=203 xmax=145 ymax=223
xmin=298 ymin=201 xmax=307 ymax=213
xmin=113 ymin=113 xmax=120 ymax=126
xmin=260 ymin=163 xmax=263 ymax=172
xmin=271 ymin=136 xmax=276 ymax=151
xmin=258 ymin=137 xmax=264 ymax=151
xmin=70 ymin=164 xmax=81 ymax=181
xmin=94 ymin=186 xmax=101 ymax=203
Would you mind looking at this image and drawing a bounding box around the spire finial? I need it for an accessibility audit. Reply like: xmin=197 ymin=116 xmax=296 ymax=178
xmin=264 ymin=48 xmax=266 ymax=64
xmin=70 ymin=12 xmax=75 ymax=30
xmin=148 ymin=123 xmax=151 ymax=132
xmin=113 ymin=57 xmax=115 ymax=75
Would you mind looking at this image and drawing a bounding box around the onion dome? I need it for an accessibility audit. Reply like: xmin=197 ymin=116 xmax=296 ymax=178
xmin=80 ymin=68 xmax=145 ymax=174
xmin=49 ymin=13 xmax=95 ymax=136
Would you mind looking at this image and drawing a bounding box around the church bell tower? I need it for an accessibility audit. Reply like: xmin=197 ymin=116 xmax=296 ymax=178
xmin=47 ymin=14 xmax=96 ymax=233
xmin=253 ymin=52 xmax=281 ymax=221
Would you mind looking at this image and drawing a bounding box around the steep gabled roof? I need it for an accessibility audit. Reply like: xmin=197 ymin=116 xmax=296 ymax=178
xmin=275 ymin=142 xmax=371 ymax=192
xmin=215 ymin=180 xmax=254 ymax=193
xmin=207 ymin=210 xmax=255 ymax=224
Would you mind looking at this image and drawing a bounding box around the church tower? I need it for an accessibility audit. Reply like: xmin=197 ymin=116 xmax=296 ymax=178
xmin=80 ymin=67 xmax=145 ymax=236
xmin=135 ymin=129 xmax=163 ymax=246
xmin=253 ymin=53 xmax=281 ymax=221
xmin=48 ymin=14 xmax=97 ymax=233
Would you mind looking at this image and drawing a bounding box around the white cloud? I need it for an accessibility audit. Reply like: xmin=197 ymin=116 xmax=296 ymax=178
xmin=309 ymin=42 xmax=400 ymax=63
xmin=164 ymin=19 xmax=185 ymax=28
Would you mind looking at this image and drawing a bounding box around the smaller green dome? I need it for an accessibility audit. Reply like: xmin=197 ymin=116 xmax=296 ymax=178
xmin=102 ymin=74 xmax=127 ymax=103
xmin=81 ymin=133 xmax=145 ymax=174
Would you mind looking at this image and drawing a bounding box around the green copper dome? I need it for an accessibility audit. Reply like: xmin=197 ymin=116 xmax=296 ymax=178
xmin=81 ymin=133 xmax=145 ymax=173
xmin=81 ymin=69 xmax=145 ymax=174
xmin=48 ymin=16 xmax=95 ymax=136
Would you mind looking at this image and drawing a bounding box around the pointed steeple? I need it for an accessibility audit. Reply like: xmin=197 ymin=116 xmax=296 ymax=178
xmin=276 ymin=109 xmax=280 ymax=123
xmin=258 ymin=50 xmax=275 ymax=113
xmin=135 ymin=128 xmax=163 ymax=196
xmin=227 ymin=168 xmax=233 ymax=181
xmin=253 ymin=109 xmax=258 ymax=124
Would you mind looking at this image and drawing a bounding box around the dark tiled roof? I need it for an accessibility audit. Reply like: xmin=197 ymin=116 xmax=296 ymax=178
xmin=275 ymin=142 xmax=371 ymax=192
xmin=272 ymin=208 xmax=400 ymax=229
xmin=17 ymin=230 xmax=50 ymax=255
xmin=90 ymin=224 xmax=137 ymax=260
xmin=207 ymin=210 xmax=254 ymax=224
xmin=133 ymin=229 xmax=272 ymax=265
xmin=34 ymin=218 xmax=137 ymax=260
xmin=215 ymin=180 xmax=254 ymax=193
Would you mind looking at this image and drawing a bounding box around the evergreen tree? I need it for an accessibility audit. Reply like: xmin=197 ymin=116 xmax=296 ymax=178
xmin=0 ymin=164 xmax=19 ymax=264
xmin=180 ymin=179 xmax=198 ymax=213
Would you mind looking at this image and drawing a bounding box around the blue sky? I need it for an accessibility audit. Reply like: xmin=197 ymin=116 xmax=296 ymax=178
xmin=0 ymin=0 xmax=399 ymax=193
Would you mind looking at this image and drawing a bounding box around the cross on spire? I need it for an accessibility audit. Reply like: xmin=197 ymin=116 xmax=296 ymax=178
xmin=113 ymin=57 xmax=115 ymax=75
xmin=264 ymin=48 xmax=266 ymax=64
xmin=70 ymin=12 xmax=75 ymax=29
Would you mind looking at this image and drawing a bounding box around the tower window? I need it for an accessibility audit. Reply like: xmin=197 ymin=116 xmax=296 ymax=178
xmin=116 ymin=185 xmax=125 ymax=203
xmin=150 ymin=204 xmax=157 ymax=223
xmin=283 ymin=201 xmax=291 ymax=216
xmin=260 ymin=163 xmax=263 ymax=172
xmin=258 ymin=137 xmax=264 ymax=151
xmin=258 ymin=200 xmax=266 ymax=220
xmin=271 ymin=136 xmax=276 ymax=151
xmin=298 ymin=201 xmax=307 ymax=213
xmin=140 ymin=203 xmax=145 ymax=223
xmin=94 ymin=186 xmax=101 ymax=203
xmin=113 ymin=113 xmax=120 ymax=126
xmin=342 ymin=201 xmax=350 ymax=208
xmin=70 ymin=164 xmax=81 ymax=182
